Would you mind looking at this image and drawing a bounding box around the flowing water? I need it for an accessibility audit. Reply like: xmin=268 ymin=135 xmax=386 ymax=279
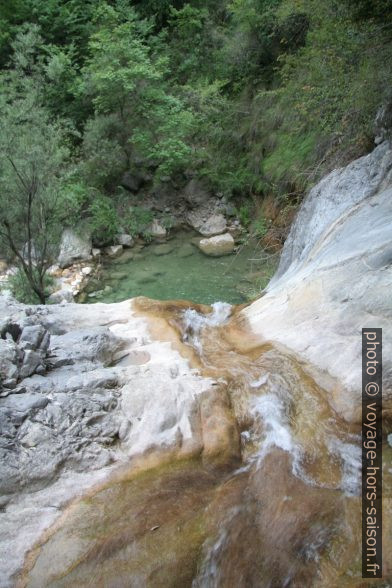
xmin=18 ymin=299 xmax=392 ymax=587
xmin=84 ymin=231 xmax=277 ymax=305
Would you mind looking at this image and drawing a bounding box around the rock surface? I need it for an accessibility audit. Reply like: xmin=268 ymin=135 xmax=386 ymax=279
xmin=0 ymin=297 xmax=216 ymax=584
xmin=198 ymin=213 xmax=227 ymax=237
xmin=243 ymin=141 xmax=392 ymax=422
xmin=148 ymin=219 xmax=167 ymax=240
xmin=116 ymin=233 xmax=134 ymax=248
xmin=1 ymin=141 xmax=392 ymax=585
xmin=198 ymin=233 xmax=235 ymax=257
xmin=58 ymin=228 xmax=92 ymax=269
xmin=104 ymin=244 xmax=123 ymax=258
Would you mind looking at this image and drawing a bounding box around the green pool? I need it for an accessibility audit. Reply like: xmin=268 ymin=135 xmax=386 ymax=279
xmin=85 ymin=230 xmax=277 ymax=305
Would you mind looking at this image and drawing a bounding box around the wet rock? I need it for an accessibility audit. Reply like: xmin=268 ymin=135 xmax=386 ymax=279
xmin=152 ymin=244 xmax=174 ymax=256
xmin=245 ymin=141 xmax=392 ymax=422
xmin=177 ymin=244 xmax=194 ymax=258
xmin=198 ymin=233 xmax=235 ymax=257
xmin=104 ymin=245 xmax=123 ymax=258
xmin=58 ymin=228 xmax=92 ymax=269
xmin=200 ymin=385 xmax=241 ymax=467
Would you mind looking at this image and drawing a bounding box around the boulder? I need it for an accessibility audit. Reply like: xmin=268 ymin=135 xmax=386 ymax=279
xmin=199 ymin=213 xmax=227 ymax=237
xmin=48 ymin=289 xmax=74 ymax=304
xmin=121 ymin=171 xmax=145 ymax=193
xmin=58 ymin=229 xmax=92 ymax=269
xmin=198 ymin=233 xmax=235 ymax=257
xmin=19 ymin=325 xmax=46 ymax=351
xmin=116 ymin=234 xmax=134 ymax=248
xmin=148 ymin=219 xmax=167 ymax=240
xmin=104 ymin=245 xmax=123 ymax=258
xmin=0 ymin=338 xmax=20 ymax=383
xmin=183 ymin=179 xmax=212 ymax=207
xmin=19 ymin=350 xmax=44 ymax=379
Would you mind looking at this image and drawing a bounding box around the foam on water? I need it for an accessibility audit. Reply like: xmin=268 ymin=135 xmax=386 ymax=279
xmin=251 ymin=393 xmax=297 ymax=463
xmin=182 ymin=302 xmax=232 ymax=353
xmin=328 ymin=436 xmax=361 ymax=496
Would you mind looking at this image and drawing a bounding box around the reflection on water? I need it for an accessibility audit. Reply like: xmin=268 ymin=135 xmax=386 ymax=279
xmin=20 ymin=300 xmax=392 ymax=588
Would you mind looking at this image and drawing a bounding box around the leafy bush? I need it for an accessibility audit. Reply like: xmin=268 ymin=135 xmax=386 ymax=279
xmin=236 ymin=204 xmax=252 ymax=228
xmin=124 ymin=206 xmax=154 ymax=239
xmin=89 ymin=196 xmax=120 ymax=246
xmin=8 ymin=269 xmax=54 ymax=305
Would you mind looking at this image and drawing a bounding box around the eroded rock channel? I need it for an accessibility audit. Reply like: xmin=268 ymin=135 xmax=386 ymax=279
xmin=1 ymin=142 xmax=392 ymax=587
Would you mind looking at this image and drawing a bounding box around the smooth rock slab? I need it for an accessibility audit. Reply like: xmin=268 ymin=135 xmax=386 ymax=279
xmin=198 ymin=233 xmax=235 ymax=257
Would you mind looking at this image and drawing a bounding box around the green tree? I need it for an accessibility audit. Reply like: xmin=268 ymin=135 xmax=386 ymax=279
xmin=79 ymin=4 xmax=194 ymax=190
xmin=0 ymin=30 xmax=71 ymax=304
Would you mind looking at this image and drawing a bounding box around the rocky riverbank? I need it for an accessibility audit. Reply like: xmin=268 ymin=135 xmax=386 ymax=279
xmin=0 ymin=141 xmax=391 ymax=586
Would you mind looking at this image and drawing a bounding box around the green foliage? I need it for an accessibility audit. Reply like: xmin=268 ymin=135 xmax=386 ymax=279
xmin=0 ymin=0 xmax=391 ymax=272
xmin=0 ymin=28 xmax=72 ymax=303
xmin=89 ymin=196 xmax=120 ymax=246
xmin=236 ymin=205 xmax=252 ymax=228
xmin=8 ymin=269 xmax=54 ymax=305
xmin=124 ymin=206 xmax=154 ymax=238
xmin=79 ymin=5 xmax=195 ymax=184
xmin=252 ymin=216 xmax=268 ymax=238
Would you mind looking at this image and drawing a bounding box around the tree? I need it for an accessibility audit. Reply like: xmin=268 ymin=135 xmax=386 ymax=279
xmin=0 ymin=29 xmax=71 ymax=304
xmin=78 ymin=4 xmax=194 ymax=190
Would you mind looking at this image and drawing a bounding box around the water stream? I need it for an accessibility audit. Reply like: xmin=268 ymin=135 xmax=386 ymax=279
xmin=18 ymin=300 xmax=392 ymax=587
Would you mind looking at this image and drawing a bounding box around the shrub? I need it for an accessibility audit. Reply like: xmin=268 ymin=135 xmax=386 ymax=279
xmin=7 ymin=269 xmax=54 ymax=305
xmin=89 ymin=196 xmax=120 ymax=246
xmin=124 ymin=206 xmax=154 ymax=239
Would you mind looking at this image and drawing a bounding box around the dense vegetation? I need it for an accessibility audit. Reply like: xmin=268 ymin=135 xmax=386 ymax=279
xmin=0 ymin=0 xmax=391 ymax=301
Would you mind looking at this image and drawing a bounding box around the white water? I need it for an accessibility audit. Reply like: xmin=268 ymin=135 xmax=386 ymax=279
xmin=182 ymin=302 xmax=232 ymax=353
xmin=328 ymin=436 xmax=361 ymax=496
xmin=250 ymin=392 xmax=297 ymax=463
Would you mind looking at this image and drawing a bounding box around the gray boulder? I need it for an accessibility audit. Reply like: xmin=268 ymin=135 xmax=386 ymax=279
xmin=58 ymin=229 xmax=92 ymax=269
xmin=0 ymin=338 xmax=20 ymax=383
xmin=19 ymin=350 xmax=44 ymax=379
xmin=104 ymin=245 xmax=123 ymax=258
xmin=48 ymin=289 xmax=74 ymax=304
xmin=199 ymin=214 xmax=227 ymax=237
xmin=116 ymin=234 xmax=134 ymax=248
xmin=183 ymin=179 xmax=212 ymax=207
xmin=148 ymin=219 xmax=167 ymax=240
xmin=19 ymin=325 xmax=46 ymax=351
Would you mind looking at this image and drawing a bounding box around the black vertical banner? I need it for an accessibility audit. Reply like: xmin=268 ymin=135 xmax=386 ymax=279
xmin=362 ymin=328 xmax=382 ymax=578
